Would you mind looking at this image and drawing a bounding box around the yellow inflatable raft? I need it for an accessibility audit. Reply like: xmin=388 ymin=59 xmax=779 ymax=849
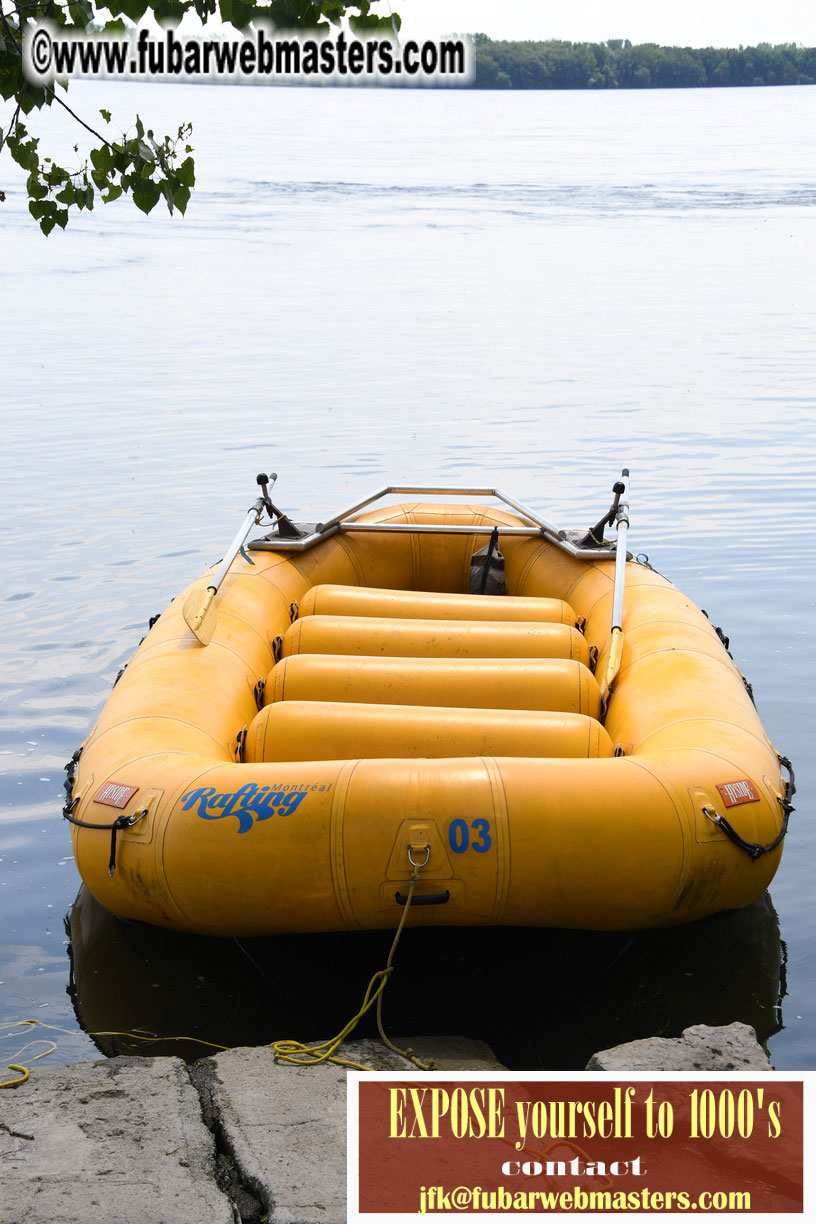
xmin=64 ymin=475 xmax=793 ymax=935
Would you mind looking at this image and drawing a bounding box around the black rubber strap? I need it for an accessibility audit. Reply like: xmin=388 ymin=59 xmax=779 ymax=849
xmin=779 ymin=754 xmax=796 ymax=811
xmin=63 ymin=808 xmax=140 ymax=876
xmin=705 ymin=807 xmax=789 ymax=861
xmin=703 ymin=757 xmax=795 ymax=860
xmin=478 ymin=527 xmax=499 ymax=595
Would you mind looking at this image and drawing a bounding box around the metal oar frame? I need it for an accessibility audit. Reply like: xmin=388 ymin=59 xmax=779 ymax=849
xmin=247 ymin=484 xmax=621 ymax=558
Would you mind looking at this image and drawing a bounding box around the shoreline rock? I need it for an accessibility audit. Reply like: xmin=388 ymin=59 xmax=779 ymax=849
xmin=585 ymin=1022 xmax=773 ymax=1071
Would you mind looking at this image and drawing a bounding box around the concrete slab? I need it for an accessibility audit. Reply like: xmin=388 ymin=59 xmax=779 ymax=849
xmin=0 ymin=1055 xmax=233 ymax=1224
xmin=0 ymin=1035 xmax=504 ymax=1223
xmin=192 ymin=1036 xmax=505 ymax=1224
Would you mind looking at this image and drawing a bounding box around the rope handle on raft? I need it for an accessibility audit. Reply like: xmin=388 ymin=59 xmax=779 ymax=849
xmin=63 ymin=792 xmax=147 ymax=877
xmin=62 ymin=747 xmax=148 ymax=877
xmin=702 ymin=756 xmax=796 ymax=860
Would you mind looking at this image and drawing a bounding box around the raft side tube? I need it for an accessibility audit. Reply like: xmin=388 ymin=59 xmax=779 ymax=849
xmin=79 ymin=752 xmax=780 ymax=937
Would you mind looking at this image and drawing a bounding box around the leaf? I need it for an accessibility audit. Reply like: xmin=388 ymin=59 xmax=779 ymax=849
xmin=220 ymin=0 xmax=256 ymax=27
xmin=176 ymin=155 xmax=195 ymax=187
xmin=68 ymin=0 xmax=95 ymax=25
xmin=132 ymin=180 xmax=161 ymax=215
xmin=232 ymin=0 xmax=256 ymax=27
xmin=154 ymin=0 xmax=187 ymax=26
xmin=10 ymin=138 xmax=40 ymax=173
xmin=108 ymin=0 xmax=150 ymax=21
xmin=90 ymin=146 xmax=113 ymax=174
xmin=40 ymin=215 xmax=57 ymax=236
xmin=100 ymin=108 xmax=112 ymax=123
xmin=27 ymin=172 xmax=49 ymax=200
xmin=172 ymin=183 xmax=190 ymax=214
xmin=102 ymin=183 xmax=124 ymax=202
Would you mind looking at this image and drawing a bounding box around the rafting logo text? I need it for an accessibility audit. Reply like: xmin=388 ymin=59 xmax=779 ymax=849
xmin=181 ymin=782 xmax=315 ymax=833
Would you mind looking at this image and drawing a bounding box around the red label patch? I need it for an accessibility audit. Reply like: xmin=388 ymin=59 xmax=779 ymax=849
xmin=93 ymin=782 xmax=139 ymax=809
xmin=716 ymin=779 xmax=760 ymax=807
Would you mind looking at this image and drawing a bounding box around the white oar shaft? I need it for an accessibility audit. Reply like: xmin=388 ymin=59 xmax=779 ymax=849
xmin=611 ymin=524 xmax=629 ymax=630
xmin=209 ymin=500 xmax=263 ymax=593
xmin=601 ymin=470 xmax=630 ymax=711
xmin=610 ymin=470 xmax=630 ymax=631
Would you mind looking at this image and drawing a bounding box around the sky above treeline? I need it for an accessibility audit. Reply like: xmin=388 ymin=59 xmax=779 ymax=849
xmin=393 ymin=1 xmax=816 ymax=48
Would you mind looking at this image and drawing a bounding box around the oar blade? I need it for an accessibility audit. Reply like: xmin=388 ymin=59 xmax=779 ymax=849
xmin=600 ymin=626 xmax=624 ymax=716
xmin=183 ymin=587 xmax=216 ymax=645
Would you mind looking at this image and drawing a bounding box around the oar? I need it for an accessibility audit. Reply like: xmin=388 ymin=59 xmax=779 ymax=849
xmin=601 ymin=468 xmax=630 ymax=714
xmin=183 ymin=496 xmax=265 ymax=645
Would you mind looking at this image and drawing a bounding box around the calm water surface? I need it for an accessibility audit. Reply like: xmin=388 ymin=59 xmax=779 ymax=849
xmin=1 ymin=82 xmax=814 ymax=1068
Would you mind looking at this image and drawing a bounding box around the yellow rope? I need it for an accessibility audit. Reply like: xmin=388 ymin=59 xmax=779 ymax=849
xmin=1 ymin=1033 xmax=58 ymax=1088
xmin=2 ymin=856 xmax=436 ymax=1084
xmin=272 ymin=862 xmax=435 ymax=1071
xmin=0 ymin=1019 xmax=230 ymax=1087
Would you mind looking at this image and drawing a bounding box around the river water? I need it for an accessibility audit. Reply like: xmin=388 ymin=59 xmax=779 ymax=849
xmin=1 ymin=80 xmax=814 ymax=1070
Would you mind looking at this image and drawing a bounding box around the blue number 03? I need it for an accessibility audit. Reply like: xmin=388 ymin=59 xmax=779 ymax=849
xmin=449 ymin=818 xmax=492 ymax=854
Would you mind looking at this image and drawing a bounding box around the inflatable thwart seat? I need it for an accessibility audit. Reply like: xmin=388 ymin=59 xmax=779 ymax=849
xmin=244 ymin=585 xmax=610 ymax=764
xmin=65 ymin=477 xmax=793 ymax=936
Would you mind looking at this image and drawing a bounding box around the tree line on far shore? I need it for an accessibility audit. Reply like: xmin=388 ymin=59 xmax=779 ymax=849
xmin=469 ymin=36 xmax=816 ymax=89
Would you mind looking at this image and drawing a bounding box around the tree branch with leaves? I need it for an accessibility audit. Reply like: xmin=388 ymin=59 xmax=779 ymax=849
xmin=1 ymin=0 xmax=397 ymax=232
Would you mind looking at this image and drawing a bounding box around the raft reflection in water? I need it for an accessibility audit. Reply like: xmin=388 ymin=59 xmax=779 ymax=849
xmin=67 ymin=885 xmax=784 ymax=1070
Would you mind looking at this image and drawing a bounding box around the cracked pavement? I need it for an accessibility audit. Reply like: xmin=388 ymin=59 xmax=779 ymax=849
xmin=0 ymin=1037 xmax=503 ymax=1223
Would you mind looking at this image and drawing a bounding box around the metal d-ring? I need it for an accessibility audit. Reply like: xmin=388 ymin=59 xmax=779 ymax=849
xmin=408 ymin=843 xmax=430 ymax=868
xmin=702 ymin=806 xmax=722 ymax=826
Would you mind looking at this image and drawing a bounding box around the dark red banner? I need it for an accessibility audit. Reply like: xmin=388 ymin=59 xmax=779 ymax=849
xmin=356 ymin=1079 xmax=803 ymax=1214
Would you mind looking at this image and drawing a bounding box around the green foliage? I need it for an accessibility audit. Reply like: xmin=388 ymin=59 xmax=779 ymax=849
xmin=0 ymin=0 xmax=396 ymax=233
xmin=470 ymin=37 xmax=816 ymax=91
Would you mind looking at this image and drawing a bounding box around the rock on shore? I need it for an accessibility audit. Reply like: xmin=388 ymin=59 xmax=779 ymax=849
xmin=585 ymin=1021 xmax=773 ymax=1071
